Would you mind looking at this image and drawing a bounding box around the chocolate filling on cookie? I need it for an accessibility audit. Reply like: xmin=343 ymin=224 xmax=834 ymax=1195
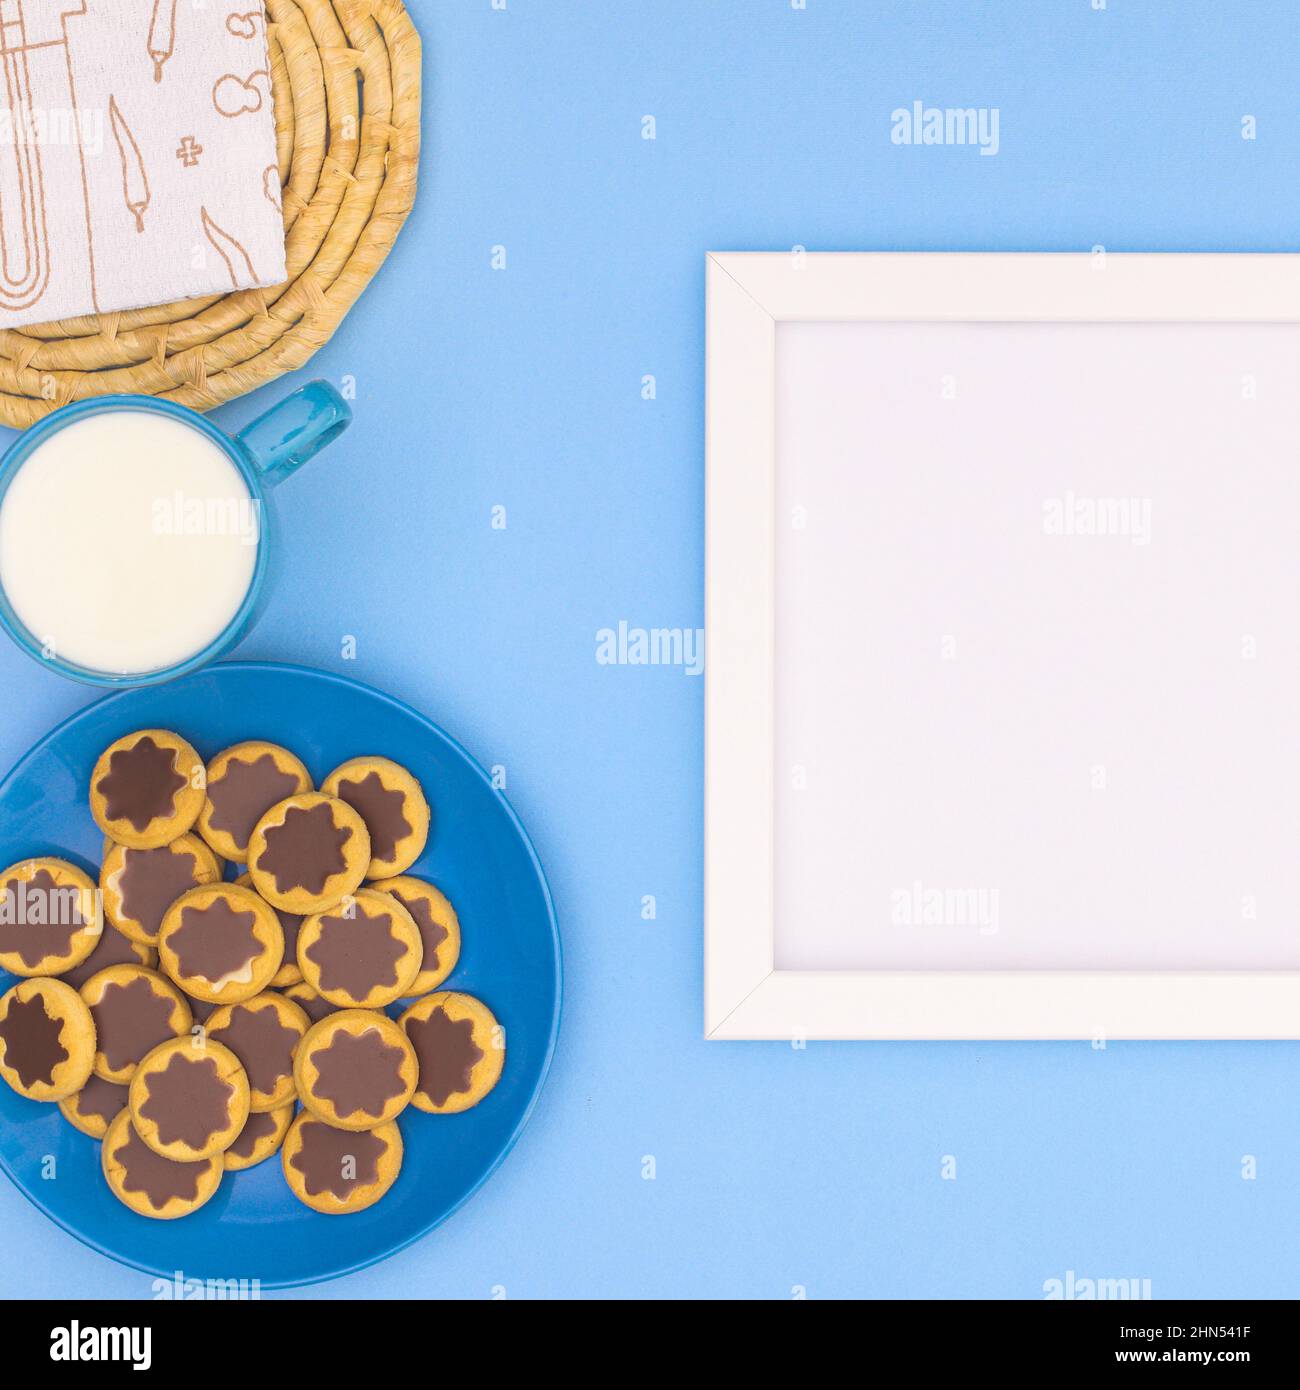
xmin=61 ymin=925 xmax=140 ymax=991
xmin=90 ymin=975 xmax=178 ymax=1074
xmin=309 ymin=1026 xmax=408 ymax=1118
xmin=209 ymin=1004 xmax=299 ymax=1095
xmin=114 ymin=1124 xmax=206 ymax=1210
xmin=96 ymin=737 xmax=186 ymax=832
xmin=304 ymin=903 xmax=407 ymax=998
xmin=206 ymin=755 xmax=303 ymax=848
xmin=389 ymin=889 xmax=449 ymax=965
xmin=74 ymin=1074 xmax=130 ymax=1125
xmin=290 ymin=1118 xmax=386 ymax=1199
xmin=334 ymin=772 xmax=412 ymax=863
xmin=117 ymin=844 xmax=205 ymax=938
xmin=406 ymin=1006 xmax=484 ymax=1107
xmin=0 ymin=869 xmax=86 ymax=968
xmin=169 ymin=899 xmax=260 ymax=985
xmin=0 ymin=992 xmax=67 ymax=1087
xmin=138 ymin=1052 xmax=234 ymax=1149
xmin=227 ymin=1110 xmax=278 ymax=1161
xmin=258 ymin=803 xmax=352 ymax=894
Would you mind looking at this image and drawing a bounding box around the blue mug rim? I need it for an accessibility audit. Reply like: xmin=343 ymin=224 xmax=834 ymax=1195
xmin=0 ymin=395 xmax=271 ymax=688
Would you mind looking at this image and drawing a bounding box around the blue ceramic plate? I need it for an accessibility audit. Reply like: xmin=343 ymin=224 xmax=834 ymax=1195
xmin=0 ymin=662 xmax=560 ymax=1288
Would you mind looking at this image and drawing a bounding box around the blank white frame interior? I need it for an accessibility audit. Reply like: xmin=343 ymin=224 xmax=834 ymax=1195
xmin=705 ymin=251 xmax=1300 ymax=1040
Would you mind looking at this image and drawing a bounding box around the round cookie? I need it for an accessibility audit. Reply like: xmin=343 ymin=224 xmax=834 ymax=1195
xmin=59 ymin=921 xmax=154 ymax=991
xmin=81 ymin=964 xmax=192 ymax=1082
xmin=157 ymin=883 xmax=284 ymax=1005
xmin=294 ymin=1010 xmax=417 ymax=1130
xmin=101 ymin=835 xmax=221 ymax=946
xmin=399 ymin=991 xmax=505 ymax=1114
xmin=89 ymin=730 xmax=206 ymax=849
xmin=297 ymin=888 xmax=423 ymax=1008
xmin=282 ymin=1112 xmax=403 ymax=1215
xmin=282 ymin=980 xmax=341 ymax=1025
xmin=206 ymin=991 xmax=309 ymax=1112
xmin=198 ymin=741 xmax=312 ymax=865
xmin=369 ymin=876 xmax=461 ymax=996
xmin=0 ymin=858 xmax=102 ymax=977
xmin=223 ymin=1102 xmax=294 ymax=1171
xmin=102 ymin=1110 xmax=223 ymax=1220
xmin=59 ymin=1074 xmax=131 ymax=1138
xmin=235 ymin=873 xmax=303 ymax=987
xmin=129 ymin=1036 xmax=250 ymax=1161
xmin=321 ymin=756 xmax=430 ymax=879
xmin=246 ymin=793 xmax=370 ymax=914
xmin=0 ymin=977 xmax=96 ymax=1101
xmin=100 ymin=828 xmax=222 ymax=872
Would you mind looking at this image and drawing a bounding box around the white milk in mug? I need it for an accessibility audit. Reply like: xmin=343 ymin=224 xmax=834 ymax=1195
xmin=0 ymin=411 xmax=259 ymax=676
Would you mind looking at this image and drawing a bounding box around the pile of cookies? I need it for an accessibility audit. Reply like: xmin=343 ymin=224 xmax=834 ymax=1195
xmin=0 ymin=729 xmax=504 ymax=1220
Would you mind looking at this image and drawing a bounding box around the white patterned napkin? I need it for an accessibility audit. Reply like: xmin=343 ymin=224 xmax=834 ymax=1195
xmin=0 ymin=0 xmax=286 ymax=328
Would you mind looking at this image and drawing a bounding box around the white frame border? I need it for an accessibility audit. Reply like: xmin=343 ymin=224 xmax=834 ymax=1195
xmin=705 ymin=251 xmax=1300 ymax=1041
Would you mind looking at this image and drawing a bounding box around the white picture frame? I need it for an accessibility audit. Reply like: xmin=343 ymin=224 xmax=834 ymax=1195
xmin=705 ymin=251 xmax=1300 ymax=1041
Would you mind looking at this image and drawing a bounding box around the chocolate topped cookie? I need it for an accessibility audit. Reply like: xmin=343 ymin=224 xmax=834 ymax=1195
xmin=102 ymin=1109 xmax=223 ymax=1220
xmin=224 ymin=1101 xmax=294 ymax=1171
xmin=297 ymin=888 xmax=423 ymax=1009
xmin=198 ymin=742 xmax=313 ymax=864
xmin=246 ymin=793 xmax=370 ymax=915
xmin=90 ymin=730 xmax=206 ymax=849
xmin=80 ymin=964 xmax=192 ymax=1082
xmin=101 ymin=834 xmax=221 ymax=946
xmin=206 ymin=991 xmax=309 ymax=1111
xmin=369 ymin=875 xmax=461 ymax=997
xmin=59 ymin=1073 xmax=131 ymax=1139
xmin=0 ymin=858 xmax=102 ymax=977
xmin=0 ymin=977 xmax=96 ymax=1101
xmin=128 ymin=1036 xmax=250 ymax=1161
xmin=321 ymin=757 xmax=430 ymax=879
xmin=58 ymin=921 xmax=154 ymax=992
xmin=399 ymin=991 xmax=505 ymax=1115
xmin=282 ymin=1112 xmax=403 ymax=1215
xmin=294 ymin=1010 xmax=417 ymax=1131
xmin=234 ymin=873 xmax=303 ymax=987
xmin=157 ymin=883 xmax=284 ymax=1005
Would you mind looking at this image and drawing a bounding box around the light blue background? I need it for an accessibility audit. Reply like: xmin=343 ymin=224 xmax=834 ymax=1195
xmin=1 ymin=0 xmax=1296 ymax=1299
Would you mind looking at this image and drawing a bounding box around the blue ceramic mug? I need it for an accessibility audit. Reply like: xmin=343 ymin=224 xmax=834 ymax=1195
xmin=0 ymin=381 xmax=350 ymax=687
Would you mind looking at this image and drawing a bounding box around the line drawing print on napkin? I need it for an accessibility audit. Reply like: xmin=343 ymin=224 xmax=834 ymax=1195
xmin=147 ymin=0 xmax=177 ymax=82
xmin=212 ymin=70 xmax=268 ymax=117
xmin=0 ymin=0 xmax=285 ymax=329
xmin=109 ymin=94 xmax=149 ymax=233
xmin=200 ymin=205 xmax=255 ymax=287
xmin=0 ymin=0 xmax=93 ymax=314
xmin=225 ymin=10 xmax=263 ymax=41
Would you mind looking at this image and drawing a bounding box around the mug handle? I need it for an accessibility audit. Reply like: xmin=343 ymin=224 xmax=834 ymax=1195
xmin=235 ymin=380 xmax=352 ymax=488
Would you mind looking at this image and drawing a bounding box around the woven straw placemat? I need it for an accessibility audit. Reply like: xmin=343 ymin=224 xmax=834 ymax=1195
xmin=0 ymin=0 xmax=419 ymax=428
